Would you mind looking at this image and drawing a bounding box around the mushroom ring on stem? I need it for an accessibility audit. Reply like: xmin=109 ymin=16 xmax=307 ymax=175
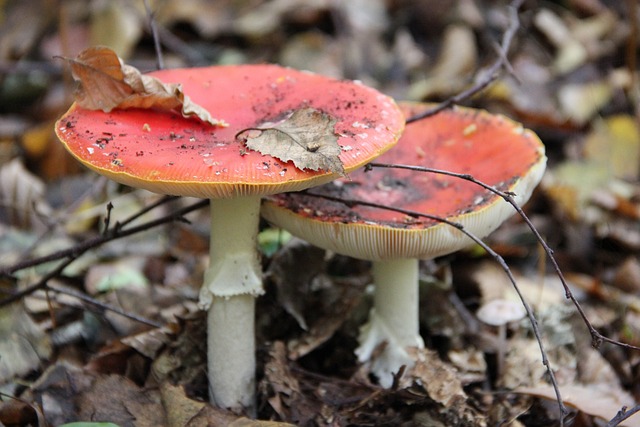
xmin=55 ymin=64 xmax=405 ymax=414
xmin=261 ymin=101 xmax=546 ymax=387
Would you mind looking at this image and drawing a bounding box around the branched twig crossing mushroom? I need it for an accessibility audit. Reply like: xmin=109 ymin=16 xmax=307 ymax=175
xmin=368 ymin=162 xmax=640 ymax=354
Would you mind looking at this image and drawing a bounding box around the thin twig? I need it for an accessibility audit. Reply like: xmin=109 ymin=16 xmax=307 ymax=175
xmin=142 ymin=0 xmax=164 ymax=70
xmin=406 ymin=0 xmax=524 ymax=124
xmin=47 ymin=282 xmax=163 ymax=328
xmin=114 ymin=195 xmax=179 ymax=231
xmin=606 ymin=404 xmax=640 ymax=427
xmin=103 ymin=202 xmax=114 ymax=235
xmin=0 ymin=258 xmax=77 ymax=306
xmin=0 ymin=199 xmax=208 ymax=281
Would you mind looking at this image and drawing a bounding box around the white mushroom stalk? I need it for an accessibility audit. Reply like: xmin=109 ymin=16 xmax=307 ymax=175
xmin=356 ymin=259 xmax=424 ymax=387
xmin=200 ymin=196 xmax=263 ymax=413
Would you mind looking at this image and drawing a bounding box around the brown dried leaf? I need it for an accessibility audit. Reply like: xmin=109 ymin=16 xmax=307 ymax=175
xmin=515 ymin=384 xmax=637 ymax=426
xmin=186 ymin=405 xmax=297 ymax=427
xmin=77 ymin=375 xmax=166 ymax=427
xmin=239 ymin=108 xmax=345 ymax=175
xmin=62 ymin=46 xmax=226 ymax=127
xmin=159 ymin=383 xmax=206 ymax=427
xmin=0 ymin=302 xmax=51 ymax=383
xmin=262 ymin=341 xmax=317 ymax=425
xmin=402 ymin=348 xmax=467 ymax=408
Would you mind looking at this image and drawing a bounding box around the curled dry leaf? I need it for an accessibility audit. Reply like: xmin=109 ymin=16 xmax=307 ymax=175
xmin=61 ymin=46 xmax=227 ymax=127
xmin=237 ymin=107 xmax=346 ymax=175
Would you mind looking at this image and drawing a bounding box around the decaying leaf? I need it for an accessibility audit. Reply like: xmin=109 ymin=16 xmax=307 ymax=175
xmin=159 ymin=383 xmax=206 ymax=427
xmin=515 ymin=384 xmax=636 ymax=426
xmin=76 ymin=375 xmax=166 ymax=426
xmin=0 ymin=302 xmax=51 ymax=383
xmin=61 ymin=46 xmax=226 ymax=127
xmin=238 ymin=108 xmax=345 ymax=175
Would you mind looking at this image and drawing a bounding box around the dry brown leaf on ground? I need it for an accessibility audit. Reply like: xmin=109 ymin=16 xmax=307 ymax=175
xmin=515 ymin=384 xmax=637 ymax=426
xmin=185 ymin=404 xmax=298 ymax=427
xmin=401 ymin=348 xmax=467 ymax=408
xmin=0 ymin=158 xmax=52 ymax=232
xmin=159 ymin=383 xmax=206 ymax=427
xmin=238 ymin=107 xmax=345 ymax=175
xmin=0 ymin=302 xmax=51 ymax=383
xmin=77 ymin=374 xmax=166 ymax=427
xmin=60 ymin=46 xmax=227 ymax=126
xmin=266 ymin=239 xmax=326 ymax=331
xmin=25 ymin=362 xmax=164 ymax=426
xmin=262 ymin=341 xmax=319 ymax=425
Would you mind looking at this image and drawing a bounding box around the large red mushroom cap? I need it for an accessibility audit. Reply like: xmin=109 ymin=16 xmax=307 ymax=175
xmin=262 ymin=102 xmax=547 ymax=261
xmin=55 ymin=64 xmax=404 ymax=198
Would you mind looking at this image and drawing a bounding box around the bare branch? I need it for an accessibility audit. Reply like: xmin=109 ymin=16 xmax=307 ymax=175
xmin=143 ymin=0 xmax=164 ymax=70
xmin=406 ymin=0 xmax=525 ymax=124
xmin=606 ymin=404 xmax=640 ymax=427
xmin=47 ymin=282 xmax=163 ymax=328
xmin=0 ymin=199 xmax=208 ymax=284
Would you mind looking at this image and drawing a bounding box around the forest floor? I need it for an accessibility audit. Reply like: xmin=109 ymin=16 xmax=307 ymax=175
xmin=1 ymin=0 xmax=640 ymax=426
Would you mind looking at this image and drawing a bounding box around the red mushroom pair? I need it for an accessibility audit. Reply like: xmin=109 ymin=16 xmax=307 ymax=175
xmin=56 ymin=61 xmax=546 ymax=409
xmin=55 ymin=64 xmax=405 ymax=413
xmin=262 ymin=102 xmax=546 ymax=386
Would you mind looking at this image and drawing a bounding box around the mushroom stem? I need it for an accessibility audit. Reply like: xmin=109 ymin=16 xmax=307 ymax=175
xmin=200 ymin=196 xmax=263 ymax=414
xmin=496 ymin=323 xmax=506 ymax=381
xmin=208 ymin=295 xmax=256 ymax=413
xmin=356 ymin=258 xmax=425 ymax=387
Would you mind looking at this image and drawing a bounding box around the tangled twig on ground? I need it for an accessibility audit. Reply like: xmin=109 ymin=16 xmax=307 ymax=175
xmin=0 ymin=198 xmax=208 ymax=308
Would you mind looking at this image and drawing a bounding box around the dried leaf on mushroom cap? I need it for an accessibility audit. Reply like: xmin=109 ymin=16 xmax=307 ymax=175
xmin=237 ymin=107 xmax=345 ymax=175
xmin=60 ymin=46 xmax=227 ymax=126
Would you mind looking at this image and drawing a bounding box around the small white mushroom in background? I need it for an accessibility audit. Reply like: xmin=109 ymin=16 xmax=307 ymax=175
xmin=476 ymin=299 xmax=527 ymax=382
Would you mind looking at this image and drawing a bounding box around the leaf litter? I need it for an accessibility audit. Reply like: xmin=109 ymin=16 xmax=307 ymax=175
xmin=2 ymin=0 xmax=640 ymax=426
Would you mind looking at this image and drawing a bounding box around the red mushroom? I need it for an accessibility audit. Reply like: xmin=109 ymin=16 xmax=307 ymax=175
xmin=261 ymin=102 xmax=546 ymax=386
xmin=55 ymin=64 xmax=405 ymax=413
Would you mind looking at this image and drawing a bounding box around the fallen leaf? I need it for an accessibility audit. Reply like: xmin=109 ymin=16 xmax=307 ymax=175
xmin=402 ymin=348 xmax=467 ymax=408
xmin=407 ymin=24 xmax=477 ymax=100
xmin=238 ymin=107 xmax=345 ymax=175
xmin=515 ymin=384 xmax=637 ymax=426
xmin=0 ymin=302 xmax=51 ymax=383
xmin=61 ymin=46 xmax=226 ymax=127
xmin=76 ymin=375 xmax=166 ymax=427
xmin=185 ymin=405 xmax=298 ymax=427
xmin=262 ymin=342 xmax=317 ymax=426
xmin=90 ymin=0 xmax=143 ymax=59
xmin=0 ymin=389 xmax=48 ymax=427
xmin=0 ymin=158 xmax=52 ymax=232
xmin=158 ymin=383 xmax=206 ymax=427
xmin=557 ymin=80 xmax=612 ymax=126
xmin=584 ymin=115 xmax=640 ymax=180
xmin=266 ymin=239 xmax=326 ymax=331
xmin=59 ymin=423 xmax=121 ymax=427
